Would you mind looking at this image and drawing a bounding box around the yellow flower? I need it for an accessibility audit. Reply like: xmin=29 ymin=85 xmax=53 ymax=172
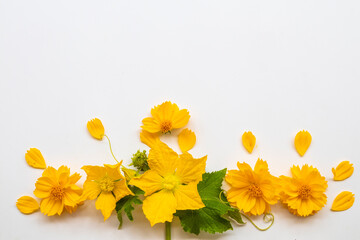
xmin=178 ymin=128 xmax=196 ymax=153
xmin=140 ymin=129 xmax=160 ymax=148
xmin=25 ymin=148 xmax=46 ymax=169
xmin=129 ymin=142 xmax=206 ymax=226
xmin=87 ymin=118 xmax=105 ymax=140
xmin=122 ymin=166 xmax=139 ymax=182
xmin=332 ymin=161 xmax=354 ymax=181
xmin=294 ymin=130 xmax=312 ymax=156
xmin=280 ymin=165 xmax=327 ymax=217
xmin=16 ymin=196 xmax=39 ymax=214
xmin=242 ymin=131 xmax=256 ymax=154
xmin=141 ymin=101 xmax=190 ymax=134
xmin=225 ymin=159 xmax=279 ymax=215
xmin=331 ymin=191 xmax=355 ymax=211
xmin=81 ymin=162 xmax=134 ymax=221
xmin=34 ymin=166 xmax=83 ymax=216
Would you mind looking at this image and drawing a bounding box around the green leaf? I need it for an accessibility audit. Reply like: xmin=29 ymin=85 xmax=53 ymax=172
xmin=227 ymin=208 xmax=245 ymax=225
xmin=176 ymin=168 xmax=236 ymax=235
xmin=115 ymin=186 xmax=144 ymax=229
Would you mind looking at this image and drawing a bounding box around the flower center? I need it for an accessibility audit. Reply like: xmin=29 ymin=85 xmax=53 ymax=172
xmin=99 ymin=176 xmax=115 ymax=192
xmin=248 ymin=184 xmax=262 ymax=198
xmin=160 ymin=121 xmax=172 ymax=133
xmin=162 ymin=175 xmax=180 ymax=191
xmin=298 ymin=185 xmax=311 ymax=199
xmin=51 ymin=186 xmax=64 ymax=200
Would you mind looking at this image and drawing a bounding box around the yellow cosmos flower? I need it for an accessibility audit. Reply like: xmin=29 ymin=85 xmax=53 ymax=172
xmin=331 ymin=191 xmax=355 ymax=211
xmin=332 ymin=161 xmax=354 ymax=181
xmin=178 ymin=128 xmax=196 ymax=153
xmin=16 ymin=196 xmax=39 ymax=214
xmin=81 ymin=162 xmax=134 ymax=221
xmin=225 ymin=159 xmax=279 ymax=215
xmin=242 ymin=131 xmax=256 ymax=154
xmin=87 ymin=118 xmax=105 ymax=140
xmin=280 ymin=165 xmax=327 ymax=217
xmin=129 ymin=142 xmax=206 ymax=226
xmin=294 ymin=130 xmax=312 ymax=156
xmin=141 ymin=101 xmax=190 ymax=134
xmin=25 ymin=148 xmax=46 ymax=169
xmin=34 ymin=166 xmax=83 ymax=216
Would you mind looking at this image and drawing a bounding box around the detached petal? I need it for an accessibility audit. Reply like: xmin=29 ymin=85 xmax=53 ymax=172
xmin=147 ymin=142 xmax=178 ymax=176
xmin=175 ymin=153 xmax=206 ymax=184
xmin=242 ymin=131 xmax=256 ymax=153
xmin=16 ymin=196 xmax=39 ymax=214
xmin=332 ymin=161 xmax=354 ymax=181
xmin=331 ymin=191 xmax=355 ymax=211
xmin=95 ymin=192 xmax=116 ymax=221
xmin=294 ymin=130 xmax=312 ymax=156
xmin=87 ymin=118 xmax=105 ymax=140
xmin=174 ymin=182 xmax=205 ymax=210
xmin=25 ymin=148 xmax=46 ymax=169
xmin=140 ymin=130 xmax=160 ymax=148
xmin=142 ymin=189 xmax=177 ymax=226
xmin=178 ymin=128 xmax=196 ymax=153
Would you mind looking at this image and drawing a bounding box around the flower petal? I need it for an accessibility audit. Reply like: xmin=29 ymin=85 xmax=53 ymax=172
xmin=95 ymin=192 xmax=116 ymax=221
xmin=34 ymin=177 xmax=54 ymax=198
xmin=147 ymin=141 xmax=178 ymax=176
xmin=81 ymin=180 xmax=101 ymax=200
xmin=141 ymin=117 xmax=161 ymax=133
xmin=174 ymin=182 xmax=205 ymax=210
xmin=175 ymin=153 xmax=206 ymax=184
xmin=294 ymin=130 xmax=312 ymax=156
xmin=40 ymin=198 xmax=64 ymax=216
xmin=87 ymin=118 xmax=105 ymax=140
xmin=113 ymin=179 xmax=134 ymax=201
xmin=172 ymin=109 xmax=190 ymax=128
xmin=16 ymin=196 xmax=39 ymax=214
xmin=142 ymin=189 xmax=177 ymax=226
xmin=81 ymin=165 xmax=107 ymax=181
xmin=332 ymin=161 xmax=354 ymax=181
xmin=140 ymin=130 xmax=160 ymax=148
xmin=103 ymin=162 xmax=123 ymax=180
xmin=242 ymin=131 xmax=256 ymax=154
xmin=331 ymin=191 xmax=355 ymax=211
xmin=178 ymin=128 xmax=196 ymax=153
xmin=25 ymin=148 xmax=46 ymax=169
xmin=129 ymin=170 xmax=163 ymax=196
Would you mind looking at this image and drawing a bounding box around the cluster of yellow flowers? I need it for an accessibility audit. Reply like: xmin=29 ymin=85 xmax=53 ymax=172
xmin=16 ymin=101 xmax=355 ymax=238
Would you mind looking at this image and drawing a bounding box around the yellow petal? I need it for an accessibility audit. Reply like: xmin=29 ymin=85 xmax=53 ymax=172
xmin=140 ymin=130 xmax=160 ymax=148
xmin=95 ymin=192 xmax=116 ymax=221
xmin=40 ymin=198 xmax=64 ymax=216
xmin=332 ymin=161 xmax=354 ymax=181
xmin=113 ymin=179 xmax=134 ymax=201
xmin=81 ymin=180 xmax=101 ymax=200
xmin=129 ymin=170 xmax=163 ymax=196
xmin=175 ymin=153 xmax=207 ymax=184
xmin=331 ymin=191 xmax=355 ymax=211
xmin=178 ymin=128 xmax=196 ymax=153
xmin=25 ymin=148 xmax=46 ymax=169
xmin=141 ymin=117 xmax=161 ymax=133
xmin=65 ymin=201 xmax=84 ymax=214
xmin=147 ymin=141 xmax=178 ymax=176
xmin=172 ymin=109 xmax=190 ymax=129
xmin=87 ymin=118 xmax=105 ymax=140
xmin=122 ymin=166 xmax=139 ymax=182
xmin=174 ymin=182 xmax=205 ymax=210
xmin=16 ymin=196 xmax=39 ymax=214
xmin=294 ymin=130 xmax=312 ymax=156
xmin=242 ymin=131 xmax=256 ymax=153
xmin=142 ymin=189 xmax=177 ymax=226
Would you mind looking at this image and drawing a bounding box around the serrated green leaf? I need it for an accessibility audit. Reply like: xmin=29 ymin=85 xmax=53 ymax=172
xmin=115 ymin=186 xmax=144 ymax=229
xmin=227 ymin=208 xmax=245 ymax=225
xmin=176 ymin=168 xmax=235 ymax=235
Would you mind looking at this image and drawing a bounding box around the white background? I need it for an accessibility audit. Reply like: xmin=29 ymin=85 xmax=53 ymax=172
xmin=1 ymin=0 xmax=360 ymax=239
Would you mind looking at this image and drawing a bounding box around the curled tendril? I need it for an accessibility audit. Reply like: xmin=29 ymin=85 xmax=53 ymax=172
xmin=240 ymin=212 xmax=274 ymax=231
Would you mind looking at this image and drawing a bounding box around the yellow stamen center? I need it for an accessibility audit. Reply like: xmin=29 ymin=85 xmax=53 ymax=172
xmin=298 ymin=185 xmax=311 ymax=199
xmin=99 ymin=176 xmax=115 ymax=192
xmin=162 ymin=175 xmax=180 ymax=191
xmin=248 ymin=184 xmax=262 ymax=198
xmin=51 ymin=186 xmax=64 ymax=200
xmin=160 ymin=121 xmax=172 ymax=133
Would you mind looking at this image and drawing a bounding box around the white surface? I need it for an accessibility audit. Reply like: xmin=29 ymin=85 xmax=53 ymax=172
xmin=1 ymin=0 xmax=360 ymax=239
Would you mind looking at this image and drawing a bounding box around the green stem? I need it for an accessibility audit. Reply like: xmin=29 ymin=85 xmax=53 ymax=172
xmin=165 ymin=221 xmax=171 ymax=240
xmin=240 ymin=212 xmax=274 ymax=231
xmin=104 ymin=134 xmax=119 ymax=163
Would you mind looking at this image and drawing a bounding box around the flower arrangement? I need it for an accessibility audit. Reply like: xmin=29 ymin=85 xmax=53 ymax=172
xmin=16 ymin=101 xmax=355 ymax=239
